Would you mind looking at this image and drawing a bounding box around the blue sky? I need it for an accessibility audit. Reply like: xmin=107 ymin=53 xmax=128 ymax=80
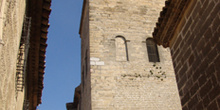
xmin=37 ymin=0 xmax=83 ymax=110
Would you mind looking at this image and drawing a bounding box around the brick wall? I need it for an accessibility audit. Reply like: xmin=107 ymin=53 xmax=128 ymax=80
xmin=170 ymin=0 xmax=220 ymax=109
xmin=85 ymin=0 xmax=182 ymax=109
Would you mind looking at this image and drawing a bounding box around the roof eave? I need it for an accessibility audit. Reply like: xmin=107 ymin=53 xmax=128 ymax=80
xmin=152 ymin=0 xmax=190 ymax=47
xmin=26 ymin=0 xmax=51 ymax=109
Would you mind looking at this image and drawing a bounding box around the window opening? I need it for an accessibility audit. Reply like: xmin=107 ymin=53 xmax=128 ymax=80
xmin=146 ymin=38 xmax=160 ymax=62
xmin=115 ymin=36 xmax=129 ymax=61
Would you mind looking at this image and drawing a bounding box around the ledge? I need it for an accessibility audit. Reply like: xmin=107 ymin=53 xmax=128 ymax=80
xmin=152 ymin=0 xmax=190 ymax=47
xmin=26 ymin=0 xmax=51 ymax=109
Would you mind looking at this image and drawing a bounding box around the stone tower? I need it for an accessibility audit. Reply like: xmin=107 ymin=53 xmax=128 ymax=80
xmin=78 ymin=0 xmax=182 ymax=109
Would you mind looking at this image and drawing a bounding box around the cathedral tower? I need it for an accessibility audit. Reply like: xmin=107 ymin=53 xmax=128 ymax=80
xmin=78 ymin=0 xmax=181 ymax=109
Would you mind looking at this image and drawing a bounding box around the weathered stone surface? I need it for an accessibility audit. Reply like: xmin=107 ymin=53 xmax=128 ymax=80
xmin=0 ymin=0 xmax=26 ymax=110
xmin=155 ymin=0 xmax=220 ymax=109
xmin=79 ymin=0 xmax=182 ymax=110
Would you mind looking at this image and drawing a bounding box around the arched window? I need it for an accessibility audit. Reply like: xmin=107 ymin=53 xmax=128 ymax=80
xmin=146 ymin=38 xmax=160 ymax=62
xmin=115 ymin=36 xmax=128 ymax=61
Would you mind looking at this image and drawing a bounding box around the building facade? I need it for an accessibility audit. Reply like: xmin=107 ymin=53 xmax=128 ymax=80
xmin=153 ymin=0 xmax=220 ymax=109
xmin=74 ymin=0 xmax=182 ymax=109
xmin=0 ymin=0 xmax=51 ymax=109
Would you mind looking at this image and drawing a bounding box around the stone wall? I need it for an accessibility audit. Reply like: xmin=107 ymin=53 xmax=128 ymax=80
xmin=169 ymin=0 xmax=220 ymax=109
xmin=0 ymin=0 xmax=26 ymax=110
xmin=80 ymin=0 xmax=92 ymax=110
xmin=87 ymin=0 xmax=181 ymax=109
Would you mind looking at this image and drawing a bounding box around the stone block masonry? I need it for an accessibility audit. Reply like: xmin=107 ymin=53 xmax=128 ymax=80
xmin=0 ymin=0 xmax=51 ymax=109
xmin=80 ymin=0 xmax=92 ymax=109
xmin=0 ymin=0 xmax=27 ymax=110
xmin=170 ymin=0 xmax=220 ymax=109
xmin=153 ymin=0 xmax=220 ymax=109
xmin=79 ymin=0 xmax=182 ymax=110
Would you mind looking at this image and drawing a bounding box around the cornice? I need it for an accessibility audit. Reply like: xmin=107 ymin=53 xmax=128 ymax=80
xmin=26 ymin=0 xmax=51 ymax=109
xmin=152 ymin=0 xmax=190 ymax=47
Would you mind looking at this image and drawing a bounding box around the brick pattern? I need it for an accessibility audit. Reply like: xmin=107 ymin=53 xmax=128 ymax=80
xmin=84 ymin=0 xmax=182 ymax=109
xmin=170 ymin=0 xmax=220 ymax=109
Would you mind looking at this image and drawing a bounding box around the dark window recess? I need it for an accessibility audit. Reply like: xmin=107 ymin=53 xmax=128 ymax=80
xmin=146 ymin=38 xmax=160 ymax=62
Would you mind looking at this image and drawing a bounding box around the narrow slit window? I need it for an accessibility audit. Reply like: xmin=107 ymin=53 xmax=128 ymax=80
xmin=115 ymin=36 xmax=128 ymax=61
xmin=146 ymin=38 xmax=160 ymax=62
